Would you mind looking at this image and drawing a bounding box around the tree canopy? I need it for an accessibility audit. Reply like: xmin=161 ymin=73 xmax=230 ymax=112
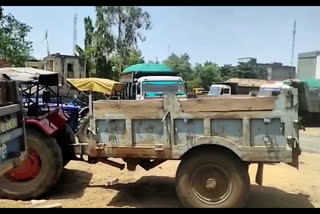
xmin=0 ymin=7 xmax=33 ymax=66
xmin=79 ymin=6 xmax=151 ymax=80
xmin=163 ymin=52 xmax=267 ymax=90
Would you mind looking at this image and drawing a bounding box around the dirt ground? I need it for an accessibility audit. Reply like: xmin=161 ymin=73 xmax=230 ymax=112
xmin=0 ymin=129 xmax=319 ymax=208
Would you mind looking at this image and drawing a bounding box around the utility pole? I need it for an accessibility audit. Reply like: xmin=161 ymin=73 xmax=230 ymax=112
xmin=73 ymin=12 xmax=77 ymax=55
xmin=290 ymin=20 xmax=296 ymax=79
xmin=44 ymin=30 xmax=50 ymax=56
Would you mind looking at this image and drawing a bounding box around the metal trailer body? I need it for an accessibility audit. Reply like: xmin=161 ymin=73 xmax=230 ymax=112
xmin=0 ymin=80 xmax=27 ymax=176
xmin=74 ymin=86 xmax=300 ymax=168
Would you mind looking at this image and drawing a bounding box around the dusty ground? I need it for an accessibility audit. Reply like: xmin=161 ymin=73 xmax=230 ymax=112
xmin=0 ymin=129 xmax=319 ymax=208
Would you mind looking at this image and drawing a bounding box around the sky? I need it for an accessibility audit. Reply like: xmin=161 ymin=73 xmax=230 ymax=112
xmin=2 ymin=6 xmax=320 ymax=67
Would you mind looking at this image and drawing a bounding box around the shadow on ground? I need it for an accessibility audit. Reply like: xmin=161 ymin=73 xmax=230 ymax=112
xmin=45 ymin=167 xmax=93 ymax=200
xmin=92 ymin=176 xmax=314 ymax=208
xmin=247 ymin=185 xmax=314 ymax=208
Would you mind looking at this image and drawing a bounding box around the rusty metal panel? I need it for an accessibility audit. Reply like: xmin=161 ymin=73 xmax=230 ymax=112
xmin=250 ymin=118 xmax=286 ymax=147
xmin=174 ymin=119 xmax=204 ymax=145
xmin=96 ymin=119 xmax=127 ymax=147
xmin=211 ymin=119 xmax=243 ymax=144
xmin=132 ymin=119 xmax=165 ymax=146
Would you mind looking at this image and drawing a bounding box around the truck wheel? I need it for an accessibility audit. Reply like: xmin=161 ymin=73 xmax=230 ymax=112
xmin=176 ymin=148 xmax=250 ymax=208
xmin=56 ymin=124 xmax=76 ymax=167
xmin=77 ymin=117 xmax=89 ymax=144
xmin=0 ymin=128 xmax=63 ymax=200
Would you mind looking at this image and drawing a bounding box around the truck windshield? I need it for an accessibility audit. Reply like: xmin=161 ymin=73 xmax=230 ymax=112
xmin=142 ymin=81 xmax=185 ymax=94
xmin=258 ymin=87 xmax=281 ymax=97
xmin=208 ymin=86 xmax=221 ymax=96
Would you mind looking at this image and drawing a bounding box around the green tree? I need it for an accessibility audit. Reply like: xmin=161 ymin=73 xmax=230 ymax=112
xmin=111 ymin=48 xmax=144 ymax=80
xmin=198 ymin=61 xmax=222 ymax=90
xmin=80 ymin=6 xmax=151 ymax=79
xmin=163 ymin=53 xmax=193 ymax=82
xmin=187 ymin=63 xmax=202 ymax=89
xmin=219 ymin=64 xmax=234 ymax=81
xmin=102 ymin=6 xmax=151 ymax=60
xmin=255 ymin=66 xmax=267 ymax=79
xmin=0 ymin=7 xmax=33 ymax=66
xmin=232 ymin=62 xmax=257 ymax=78
xmin=104 ymin=6 xmax=151 ymax=76
xmin=75 ymin=16 xmax=96 ymax=77
xmin=92 ymin=6 xmax=114 ymax=79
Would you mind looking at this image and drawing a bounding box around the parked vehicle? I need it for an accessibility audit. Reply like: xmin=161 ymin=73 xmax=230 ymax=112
xmin=71 ymin=85 xmax=300 ymax=208
xmin=192 ymin=88 xmax=207 ymax=95
xmin=0 ymin=67 xmax=75 ymax=200
xmin=135 ymin=76 xmax=186 ymax=100
xmin=119 ymin=63 xmax=186 ymax=100
xmin=258 ymin=79 xmax=320 ymax=127
xmin=258 ymin=82 xmax=291 ymax=97
xmin=0 ymin=78 xmax=27 ymax=176
xmin=208 ymin=84 xmax=232 ymax=96
xmin=284 ymin=79 xmax=320 ymax=127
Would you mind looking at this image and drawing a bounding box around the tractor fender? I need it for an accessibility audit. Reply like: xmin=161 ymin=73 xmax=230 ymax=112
xmin=26 ymin=119 xmax=58 ymax=136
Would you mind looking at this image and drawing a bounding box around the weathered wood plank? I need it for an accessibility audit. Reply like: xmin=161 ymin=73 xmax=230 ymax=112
xmin=93 ymin=99 xmax=164 ymax=117
xmin=179 ymin=97 xmax=276 ymax=112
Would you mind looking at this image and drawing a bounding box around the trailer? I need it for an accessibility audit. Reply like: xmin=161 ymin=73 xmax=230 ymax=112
xmin=71 ymin=85 xmax=301 ymax=208
xmin=0 ymin=79 xmax=27 ymax=176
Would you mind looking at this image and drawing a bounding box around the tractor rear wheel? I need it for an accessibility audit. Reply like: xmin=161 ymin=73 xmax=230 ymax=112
xmin=0 ymin=128 xmax=63 ymax=200
xmin=56 ymin=124 xmax=76 ymax=167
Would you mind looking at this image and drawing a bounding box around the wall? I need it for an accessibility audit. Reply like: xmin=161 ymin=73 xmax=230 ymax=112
xmin=43 ymin=55 xmax=85 ymax=86
xmin=257 ymin=63 xmax=295 ymax=81
xmin=297 ymin=57 xmax=317 ymax=79
xmin=25 ymin=61 xmax=44 ymax=69
xmin=316 ymin=55 xmax=320 ymax=79
xmin=270 ymin=64 xmax=295 ymax=80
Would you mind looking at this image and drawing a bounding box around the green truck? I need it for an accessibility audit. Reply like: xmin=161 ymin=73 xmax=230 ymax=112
xmin=119 ymin=63 xmax=187 ymax=100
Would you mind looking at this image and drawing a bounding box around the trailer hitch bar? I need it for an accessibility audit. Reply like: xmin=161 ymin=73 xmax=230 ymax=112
xmin=97 ymin=158 xmax=125 ymax=170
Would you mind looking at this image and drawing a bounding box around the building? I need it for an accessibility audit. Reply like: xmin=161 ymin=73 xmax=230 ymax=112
xmin=222 ymin=78 xmax=280 ymax=94
xmin=237 ymin=57 xmax=296 ymax=81
xmin=43 ymin=53 xmax=86 ymax=86
xmin=25 ymin=60 xmax=45 ymax=69
xmin=297 ymin=51 xmax=320 ymax=80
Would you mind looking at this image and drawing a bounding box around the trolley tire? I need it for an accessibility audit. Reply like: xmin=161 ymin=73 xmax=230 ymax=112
xmin=175 ymin=148 xmax=250 ymax=208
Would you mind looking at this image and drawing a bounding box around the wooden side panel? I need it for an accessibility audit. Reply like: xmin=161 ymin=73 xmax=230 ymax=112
xmin=179 ymin=96 xmax=276 ymax=112
xmin=93 ymin=99 xmax=164 ymax=118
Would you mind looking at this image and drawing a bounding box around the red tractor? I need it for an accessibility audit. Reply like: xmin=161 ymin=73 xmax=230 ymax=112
xmin=0 ymin=67 xmax=76 ymax=200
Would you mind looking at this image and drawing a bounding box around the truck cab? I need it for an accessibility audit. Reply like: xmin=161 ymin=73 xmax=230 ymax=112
xmin=135 ymin=76 xmax=186 ymax=100
xmin=258 ymin=82 xmax=290 ymax=97
xmin=119 ymin=63 xmax=182 ymax=100
xmin=208 ymin=84 xmax=231 ymax=96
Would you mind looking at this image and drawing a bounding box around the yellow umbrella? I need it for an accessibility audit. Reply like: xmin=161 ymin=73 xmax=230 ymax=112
xmin=67 ymin=78 xmax=125 ymax=95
